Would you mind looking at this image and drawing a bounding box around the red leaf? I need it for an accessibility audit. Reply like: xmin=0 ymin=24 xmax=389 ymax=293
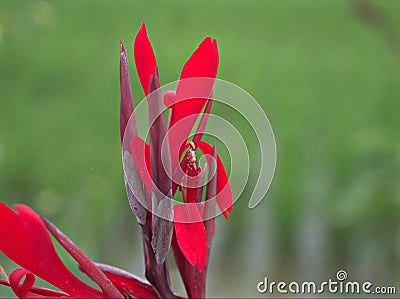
xmin=174 ymin=204 xmax=207 ymax=271
xmin=130 ymin=136 xmax=152 ymax=191
xmin=134 ymin=23 xmax=157 ymax=96
xmin=198 ymin=141 xmax=233 ymax=220
xmin=0 ymin=203 xmax=103 ymax=298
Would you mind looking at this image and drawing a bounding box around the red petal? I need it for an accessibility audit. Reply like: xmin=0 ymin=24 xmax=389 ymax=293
xmin=171 ymin=98 xmax=212 ymax=197
xmin=198 ymin=141 xmax=233 ymax=220
xmin=174 ymin=204 xmax=207 ymax=271
xmin=130 ymin=136 xmax=152 ymax=191
xmin=167 ymin=38 xmax=218 ymax=183
xmin=0 ymin=203 xmax=103 ymax=297
xmin=134 ymin=23 xmax=157 ymax=95
xmin=172 ymin=37 xmax=218 ymax=127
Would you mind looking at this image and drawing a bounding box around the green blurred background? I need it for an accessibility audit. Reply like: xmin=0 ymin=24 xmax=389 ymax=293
xmin=0 ymin=0 xmax=399 ymax=297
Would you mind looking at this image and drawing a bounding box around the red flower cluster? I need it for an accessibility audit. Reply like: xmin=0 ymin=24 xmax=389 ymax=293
xmin=120 ymin=23 xmax=234 ymax=298
xmin=0 ymin=23 xmax=233 ymax=299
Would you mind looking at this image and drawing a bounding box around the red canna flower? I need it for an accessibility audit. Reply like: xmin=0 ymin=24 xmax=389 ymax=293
xmin=121 ymin=23 xmax=233 ymax=298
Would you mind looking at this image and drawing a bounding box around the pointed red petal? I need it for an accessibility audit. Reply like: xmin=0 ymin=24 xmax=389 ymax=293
xmin=174 ymin=204 xmax=207 ymax=271
xmin=130 ymin=136 xmax=152 ymax=191
xmin=180 ymin=37 xmax=218 ymax=80
xmin=134 ymin=23 xmax=157 ymax=95
xmin=198 ymin=141 xmax=233 ymax=220
xmin=167 ymin=38 xmax=218 ymax=186
xmin=0 ymin=203 xmax=103 ymax=297
xmin=120 ymin=40 xmax=136 ymax=143
xmin=172 ymin=37 xmax=218 ymax=126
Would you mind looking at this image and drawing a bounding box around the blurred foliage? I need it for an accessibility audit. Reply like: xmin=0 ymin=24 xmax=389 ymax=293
xmin=0 ymin=0 xmax=399 ymax=297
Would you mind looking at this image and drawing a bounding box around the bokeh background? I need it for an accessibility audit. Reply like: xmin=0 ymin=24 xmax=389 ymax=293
xmin=0 ymin=0 xmax=399 ymax=297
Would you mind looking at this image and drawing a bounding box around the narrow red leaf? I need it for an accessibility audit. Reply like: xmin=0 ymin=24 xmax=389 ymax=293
xmin=134 ymin=23 xmax=157 ymax=96
xmin=174 ymin=204 xmax=207 ymax=271
xmin=198 ymin=141 xmax=233 ymax=220
xmin=0 ymin=203 xmax=104 ymax=298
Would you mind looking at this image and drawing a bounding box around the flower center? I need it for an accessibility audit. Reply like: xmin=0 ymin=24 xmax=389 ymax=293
xmin=186 ymin=141 xmax=198 ymax=174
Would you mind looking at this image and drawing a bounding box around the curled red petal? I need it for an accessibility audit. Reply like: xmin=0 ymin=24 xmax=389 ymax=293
xmin=174 ymin=204 xmax=207 ymax=271
xmin=134 ymin=23 xmax=157 ymax=95
xmin=130 ymin=136 xmax=152 ymax=191
xmin=0 ymin=203 xmax=103 ymax=297
xmin=9 ymin=269 xmax=35 ymax=298
xmin=198 ymin=141 xmax=233 ymax=220
xmin=0 ymin=278 xmax=67 ymax=298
